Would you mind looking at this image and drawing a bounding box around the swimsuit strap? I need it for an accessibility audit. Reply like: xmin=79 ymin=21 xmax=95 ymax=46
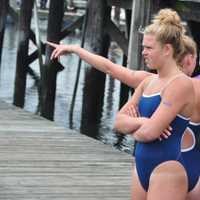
xmin=160 ymin=74 xmax=186 ymax=96
xmin=144 ymin=74 xmax=186 ymax=95
xmin=144 ymin=75 xmax=158 ymax=91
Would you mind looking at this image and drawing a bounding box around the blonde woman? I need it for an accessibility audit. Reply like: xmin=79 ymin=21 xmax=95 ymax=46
xmin=114 ymin=9 xmax=195 ymax=199
xmin=47 ymin=11 xmax=200 ymax=199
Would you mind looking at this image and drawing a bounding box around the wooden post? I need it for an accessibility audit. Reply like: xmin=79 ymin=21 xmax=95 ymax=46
xmin=118 ymin=9 xmax=132 ymax=109
xmin=40 ymin=0 xmax=64 ymax=120
xmin=80 ymin=0 xmax=111 ymax=135
xmin=13 ymin=0 xmax=34 ymax=108
xmin=128 ymin=0 xmax=151 ymax=70
xmin=33 ymin=1 xmax=43 ymax=72
xmin=113 ymin=6 xmax=120 ymax=27
xmin=0 ymin=0 xmax=9 ymax=65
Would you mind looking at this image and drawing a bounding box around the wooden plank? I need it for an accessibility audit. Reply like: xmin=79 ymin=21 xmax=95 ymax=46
xmin=0 ymin=100 xmax=132 ymax=199
xmin=59 ymin=15 xmax=84 ymax=40
xmin=106 ymin=19 xmax=129 ymax=56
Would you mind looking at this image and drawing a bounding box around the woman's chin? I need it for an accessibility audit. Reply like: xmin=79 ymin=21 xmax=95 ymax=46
xmin=146 ymin=64 xmax=155 ymax=70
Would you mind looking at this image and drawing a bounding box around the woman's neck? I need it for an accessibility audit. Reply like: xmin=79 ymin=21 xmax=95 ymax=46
xmin=157 ymin=60 xmax=182 ymax=79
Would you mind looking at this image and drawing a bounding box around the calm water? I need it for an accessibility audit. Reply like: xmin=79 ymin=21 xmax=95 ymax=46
xmin=0 ymin=18 xmax=134 ymax=154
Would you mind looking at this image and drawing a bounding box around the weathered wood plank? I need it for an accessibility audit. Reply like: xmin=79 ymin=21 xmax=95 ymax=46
xmin=0 ymin=100 xmax=132 ymax=199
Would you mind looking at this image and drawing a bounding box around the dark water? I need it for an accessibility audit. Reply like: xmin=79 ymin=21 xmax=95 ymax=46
xmin=0 ymin=18 xmax=134 ymax=154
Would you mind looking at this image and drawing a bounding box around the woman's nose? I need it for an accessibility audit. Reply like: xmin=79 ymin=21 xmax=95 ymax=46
xmin=142 ymin=49 xmax=146 ymax=56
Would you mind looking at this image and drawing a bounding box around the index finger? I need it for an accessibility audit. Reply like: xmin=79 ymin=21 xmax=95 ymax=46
xmin=46 ymin=41 xmax=58 ymax=48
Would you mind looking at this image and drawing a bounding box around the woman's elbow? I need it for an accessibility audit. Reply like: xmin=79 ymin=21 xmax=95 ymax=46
xmin=114 ymin=113 xmax=128 ymax=133
xmin=134 ymin=130 xmax=157 ymax=142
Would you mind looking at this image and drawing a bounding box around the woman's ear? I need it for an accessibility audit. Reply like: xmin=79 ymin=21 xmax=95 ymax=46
xmin=163 ymin=43 xmax=173 ymax=56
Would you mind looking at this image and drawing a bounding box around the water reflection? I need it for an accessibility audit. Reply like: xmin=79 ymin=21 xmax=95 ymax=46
xmin=0 ymin=20 xmax=134 ymax=154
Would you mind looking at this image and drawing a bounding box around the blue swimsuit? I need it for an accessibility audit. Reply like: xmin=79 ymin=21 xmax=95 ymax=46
xmin=182 ymin=122 xmax=200 ymax=190
xmin=135 ymin=93 xmax=195 ymax=191
xmin=194 ymin=74 xmax=200 ymax=79
xmin=180 ymin=74 xmax=200 ymax=190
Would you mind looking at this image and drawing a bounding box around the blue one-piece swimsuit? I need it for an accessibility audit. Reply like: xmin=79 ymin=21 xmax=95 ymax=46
xmin=135 ymin=93 xmax=196 ymax=191
xmin=180 ymin=74 xmax=200 ymax=190
xmin=182 ymin=122 xmax=200 ymax=190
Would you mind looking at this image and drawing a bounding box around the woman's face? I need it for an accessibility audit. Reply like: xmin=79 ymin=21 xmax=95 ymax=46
xmin=181 ymin=53 xmax=197 ymax=76
xmin=142 ymin=34 xmax=164 ymax=70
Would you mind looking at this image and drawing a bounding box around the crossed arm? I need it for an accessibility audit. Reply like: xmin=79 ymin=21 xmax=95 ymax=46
xmin=115 ymin=75 xmax=194 ymax=142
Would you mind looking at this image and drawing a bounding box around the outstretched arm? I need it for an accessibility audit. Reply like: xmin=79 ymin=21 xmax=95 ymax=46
xmin=47 ymin=41 xmax=152 ymax=88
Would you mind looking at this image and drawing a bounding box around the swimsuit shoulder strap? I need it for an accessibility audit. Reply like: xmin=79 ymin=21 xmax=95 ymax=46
xmin=144 ymin=75 xmax=158 ymax=91
xmin=160 ymin=74 xmax=186 ymax=95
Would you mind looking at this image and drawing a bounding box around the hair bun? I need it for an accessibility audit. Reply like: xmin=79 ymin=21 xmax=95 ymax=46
xmin=153 ymin=9 xmax=185 ymax=33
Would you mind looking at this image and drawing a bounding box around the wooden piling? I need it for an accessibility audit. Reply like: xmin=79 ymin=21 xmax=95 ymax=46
xmin=118 ymin=9 xmax=132 ymax=109
xmin=128 ymin=0 xmax=151 ymax=70
xmin=80 ymin=0 xmax=111 ymax=135
xmin=0 ymin=0 xmax=9 ymax=65
xmin=40 ymin=0 xmax=65 ymax=120
xmin=13 ymin=0 xmax=34 ymax=108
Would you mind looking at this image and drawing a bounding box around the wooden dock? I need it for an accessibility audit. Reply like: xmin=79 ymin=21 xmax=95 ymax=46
xmin=0 ymin=100 xmax=132 ymax=200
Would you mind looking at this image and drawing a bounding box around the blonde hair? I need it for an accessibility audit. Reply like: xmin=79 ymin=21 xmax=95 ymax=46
xmin=177 ymin=35 xmax=197 ymax=65
xmin=182 ymin=35 xmax=197 ymax=56
xmin=144 ymin=9 xmax=185 ymax=62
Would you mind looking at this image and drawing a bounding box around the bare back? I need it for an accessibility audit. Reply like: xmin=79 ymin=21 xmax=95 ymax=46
xmin=190 ymin=79 xmax=200 ymax=122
